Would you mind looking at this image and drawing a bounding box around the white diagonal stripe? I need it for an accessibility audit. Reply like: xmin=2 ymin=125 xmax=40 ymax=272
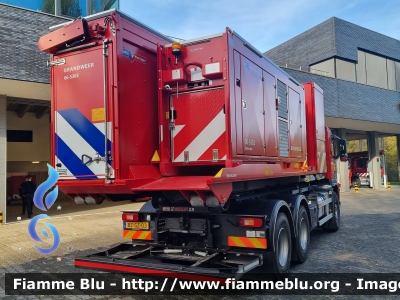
xmin=56 ymin=112 xmax=112 ymax=178
xmin=175 ymin=109 xmax=225 ymax=162
xmin=173 ymin=124 xmax=185 ymax=138
xmin=93 ymin=122 xmax=112 ymax=142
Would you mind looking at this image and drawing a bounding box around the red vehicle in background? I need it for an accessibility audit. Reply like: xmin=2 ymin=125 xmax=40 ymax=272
xmin=348 ymin=150 xmax=384 ymax=187
xmin=7 ymin=175 xmax=37 ymax=204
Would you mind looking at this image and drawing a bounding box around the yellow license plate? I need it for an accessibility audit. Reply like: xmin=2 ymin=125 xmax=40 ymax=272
xmin=125 ymin=222 xmax=149 ymax=230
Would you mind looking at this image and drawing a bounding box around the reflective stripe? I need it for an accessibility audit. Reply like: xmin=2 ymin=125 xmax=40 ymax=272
xmin=123 ymin=230 xmax=152 ymax=240
xmin=58 ymin=108 xmax=111 ymax=157
xmin=175 ymin=109 xmax=225 ymax=162
xmin=56 ymin=134 xmax=97 ymax=179
xmin=228 ymin=236 xmax=267 ymax=249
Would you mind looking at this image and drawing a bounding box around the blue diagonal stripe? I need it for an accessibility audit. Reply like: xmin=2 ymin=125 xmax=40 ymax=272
xmin=58 ymin=108 xmax=112 ymax=157
xmin=56 ymin=134 xmax=98 ymax=179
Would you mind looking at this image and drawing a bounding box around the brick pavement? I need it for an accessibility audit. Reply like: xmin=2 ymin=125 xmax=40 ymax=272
xmin=1 ymin=187 xmax=400 ymax=299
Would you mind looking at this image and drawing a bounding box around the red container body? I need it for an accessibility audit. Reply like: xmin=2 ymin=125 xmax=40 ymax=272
xmin=40 ymin=16 xmax=335 ymax=206
xmin=158 ymin=30 xmax=310 ymax=174
xmin=131 ymin=29 xmax=332 ymax=205
xmin=40 ymin=10 xmax=172 ymax=202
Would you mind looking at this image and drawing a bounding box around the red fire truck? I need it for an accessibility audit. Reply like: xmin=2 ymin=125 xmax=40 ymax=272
xmin=39 ymin=9 xmax=347 ymax=278
xmin=348 ymin=150 xmax=384 ymax=187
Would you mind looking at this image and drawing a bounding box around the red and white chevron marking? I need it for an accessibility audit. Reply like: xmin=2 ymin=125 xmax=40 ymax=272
xmin=356 ymin=173 xmax=369 ymax=177
xmin=172 ymin=88 xmax=227 ymax=162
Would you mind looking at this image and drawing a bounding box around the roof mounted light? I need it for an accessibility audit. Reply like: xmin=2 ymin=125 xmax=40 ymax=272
xmin=171 ymin=42 xmax=182 ymax=65
xmin=171 ymin=42 xmax=181 ymax=56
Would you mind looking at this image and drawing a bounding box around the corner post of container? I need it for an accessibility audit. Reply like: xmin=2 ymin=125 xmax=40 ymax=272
xmin=102 ymin=38 xmax=112 ymax=184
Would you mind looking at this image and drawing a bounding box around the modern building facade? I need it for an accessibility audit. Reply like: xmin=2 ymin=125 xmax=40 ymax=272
xmin=265 ymin=17 xmax=400 ymax=191
xmin=0 ymin=3 xmax=70 ymax=222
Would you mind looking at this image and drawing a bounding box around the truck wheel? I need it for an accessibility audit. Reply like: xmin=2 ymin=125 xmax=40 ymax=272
xmin=323 ymin=192 xmax=340 ymax=232
xmin=292 ymin=206 xmax=310 ymax=263
xmin=272 ymin=213 xmax=292 ymax=273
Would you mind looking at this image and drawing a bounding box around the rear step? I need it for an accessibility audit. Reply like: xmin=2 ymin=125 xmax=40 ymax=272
xmin=75 ymin=243 xmax=263 ymax=280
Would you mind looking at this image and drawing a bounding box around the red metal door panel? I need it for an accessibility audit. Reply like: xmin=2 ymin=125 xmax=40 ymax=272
xmin=238 ymin=56 xmax=265 ymax=156
xmin=234 ymin=51 xmax=243 ymax=155
xmin=288 ymin=87 xmax=303 ymax=159
xmin=53 ymin=46 xmax=113 ymax=180
xmin=171 ymin=88 xmax=226 ymax=162
xmin=263 ymin=71 xmax=278 ymax=157
xmin=117 ymin=41 xmax=159 ymax=175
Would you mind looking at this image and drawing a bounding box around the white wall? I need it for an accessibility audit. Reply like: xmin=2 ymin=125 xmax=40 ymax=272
xmin=7 ymin=111 xmax=50 ymax=162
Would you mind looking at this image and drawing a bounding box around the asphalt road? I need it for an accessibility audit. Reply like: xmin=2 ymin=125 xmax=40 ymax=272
xmin=1 ymin=187 xmax=400 ymax=299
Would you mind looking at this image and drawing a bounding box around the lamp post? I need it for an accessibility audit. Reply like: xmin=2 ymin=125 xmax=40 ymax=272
xmin=55 ymin=0 xmax=61 ymax=16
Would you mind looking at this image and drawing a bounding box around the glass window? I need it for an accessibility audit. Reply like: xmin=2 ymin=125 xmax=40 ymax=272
xmin=310 ymin=59 xmax=334 ymax=78
xmin=356 ymin=50 xmax=366 ymax=84
xmin=365 ymin=52 xmax=388 ymax=89
xmin=387 ymin=59 xmax=396 ymax=91
xmin=395 ymin=61 xmax=400 ymax=92
xmin=336 ymin=58 xmax=356 ymax=82
xmin=356 ymin=159 xmax=367 ymax=168
xmin=7 ymin=130 xmax=33 ymax=143
xmin=88 ymin=0 xmax=119 ymax=15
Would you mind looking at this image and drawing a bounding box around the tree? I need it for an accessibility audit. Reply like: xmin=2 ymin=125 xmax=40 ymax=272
xmin=42 ymin=0 xmax=82 ymax=18
xmin=346 ymin=139 xmax=367 ymax=153
xmin=90 ymin=0 xmax=117 ymax=14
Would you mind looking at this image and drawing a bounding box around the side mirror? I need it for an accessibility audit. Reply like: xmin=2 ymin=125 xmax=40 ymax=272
xmin=339 ymin=139 xmax=346 ymax=156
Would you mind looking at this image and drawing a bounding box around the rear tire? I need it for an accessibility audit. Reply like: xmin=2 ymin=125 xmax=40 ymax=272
xmin=272 ymin=213 xmax=292 ymax=273
xmin=292 ymin=206 xmax=310 ymax=263
xmin=323 ymin=192 xmax=340 ymax=232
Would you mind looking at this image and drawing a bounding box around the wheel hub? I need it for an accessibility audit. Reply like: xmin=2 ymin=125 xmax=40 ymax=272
xmin=335 ymin=203 xmax=340 ymax=224
xmin=299 ymin=217 xmax=308 ymax=250
xmin=277 ymin=228 xmax=289 ymax=267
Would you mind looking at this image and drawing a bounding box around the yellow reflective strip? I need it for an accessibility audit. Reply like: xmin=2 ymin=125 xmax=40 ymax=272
xmin=230 ymin=236 xmax=245 ymax=247
xmin=249 ymin=238 xmax=265 ymax=249
xmin=123 ymin=230 xmax=133 ymax=239
xmin=228 ymin=236 xmax=267 ymax=249
xmin=138 ymin=231 xmax=149 ymax=239
xmin=144 ymin=232 xmax=152 ymax=240
xmin=214 ymin=168 xmax=223 ymax=178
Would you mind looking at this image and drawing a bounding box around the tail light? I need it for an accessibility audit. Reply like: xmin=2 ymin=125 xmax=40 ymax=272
xmin=122 ymin=213 xmax=139 ymax=222
xmin=239 ymin=218 xmax=263 ymax=228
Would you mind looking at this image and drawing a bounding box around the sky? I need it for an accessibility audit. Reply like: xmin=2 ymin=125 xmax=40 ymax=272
xmin=120 ymin=0 xmax=400 ymax=52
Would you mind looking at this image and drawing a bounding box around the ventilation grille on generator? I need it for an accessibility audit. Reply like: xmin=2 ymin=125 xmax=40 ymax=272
xmin=277 ymin=80 xmax=288 ymax=119
xmin=279 ymin=120 xmax=289 ymax=157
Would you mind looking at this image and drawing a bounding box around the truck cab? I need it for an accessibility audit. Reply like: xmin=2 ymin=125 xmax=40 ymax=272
xmin=348 ymin=150 xmax=385 ymax=187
